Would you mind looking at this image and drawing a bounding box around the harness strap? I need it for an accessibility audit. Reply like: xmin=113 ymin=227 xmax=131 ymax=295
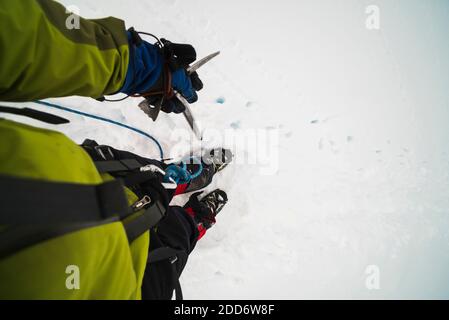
xmin=147 ymin=247 xmax=185 ymax=300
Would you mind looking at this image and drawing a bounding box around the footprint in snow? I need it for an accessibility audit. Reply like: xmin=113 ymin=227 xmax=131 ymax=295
xmin=216 ymin=97 xmax=226 ymax=104
xmin=230 ymin=121 xmax=241 ymax=129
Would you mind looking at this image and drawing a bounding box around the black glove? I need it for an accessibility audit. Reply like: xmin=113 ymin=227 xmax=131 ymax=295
xmin=147 ymin=39 xmax=204 ymax=114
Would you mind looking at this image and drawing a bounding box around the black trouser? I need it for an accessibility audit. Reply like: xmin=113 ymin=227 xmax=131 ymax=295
xmin=141 ymin=206 xmax=199 ymax=300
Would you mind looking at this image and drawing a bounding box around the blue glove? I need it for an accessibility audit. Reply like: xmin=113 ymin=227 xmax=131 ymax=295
xmin=120 ymin=38 xmax=163 ymax=96
xmin=171 ymin=69 xmax=198 ymax=103
xmin=120 ymin=31 xmax=202 ymax=113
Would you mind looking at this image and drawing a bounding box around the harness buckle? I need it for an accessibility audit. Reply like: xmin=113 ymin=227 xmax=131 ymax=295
xmin=131 ymin=195 xmax=152 ymax=212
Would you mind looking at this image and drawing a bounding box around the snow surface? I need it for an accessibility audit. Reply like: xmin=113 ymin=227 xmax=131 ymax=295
xmin=3 ymin=0 xmax=449 ymax=299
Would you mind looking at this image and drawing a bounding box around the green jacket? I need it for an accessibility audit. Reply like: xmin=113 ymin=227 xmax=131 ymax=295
xmin=0 ymin=1 xmax=150 ymax=299
xmin=0 ymin=0 xmax=129 ymax=101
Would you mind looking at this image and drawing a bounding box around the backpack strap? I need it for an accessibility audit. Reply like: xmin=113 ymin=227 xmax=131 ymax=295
xmin=125 ymin=200 xmax=166 ymax=242
xmin=79 ymin=140 xmax=172 ymax=241
xmin=0 ymin=105 xmax=69 ymax=125
xmin=95 ymin=159 xmax=143 ymax=173
xmin=0 ymin=174 xmax=167 ymax=243
xmin=0 ymin=174 xmax=129 ymax=224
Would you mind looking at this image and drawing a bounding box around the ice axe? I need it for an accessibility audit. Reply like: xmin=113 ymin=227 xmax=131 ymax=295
xmin=138 ymin=51 xmax=220 ymax=140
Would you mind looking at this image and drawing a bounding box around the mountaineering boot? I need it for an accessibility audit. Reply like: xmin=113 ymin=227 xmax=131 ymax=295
xmin=184 ymin=189 xmax=228 ymax=230
xmin=182 ymin=148 xmax=233 ymax=194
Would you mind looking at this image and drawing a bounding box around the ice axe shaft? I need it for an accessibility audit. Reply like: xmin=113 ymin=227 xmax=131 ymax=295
xmin=174 ymin=91 xmax=203 ymax=140
xmin=179 ymin=51 xmax=220 ymax=140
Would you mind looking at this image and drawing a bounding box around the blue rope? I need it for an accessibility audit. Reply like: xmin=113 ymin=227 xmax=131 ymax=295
xmin=34 ymin=100 xmax=164 ymax=159
xmin=164 ymin=157 xmax=203 ymax=184
xmin=181 ymin=157 xmax=204 ymax=180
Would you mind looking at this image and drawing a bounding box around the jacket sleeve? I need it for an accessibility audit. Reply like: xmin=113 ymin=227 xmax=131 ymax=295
xmin=0 ymin=0 xmax=130 ymax=101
